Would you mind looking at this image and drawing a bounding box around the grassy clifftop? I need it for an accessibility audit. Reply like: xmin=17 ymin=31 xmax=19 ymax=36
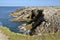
xmin=0 ymin=26 xmax=37 ymax=40
xmin=0 ymin=26 xmax=60 ymax=40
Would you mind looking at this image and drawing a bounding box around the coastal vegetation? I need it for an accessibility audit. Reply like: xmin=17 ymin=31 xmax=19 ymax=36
xmin=0 ymin=26 xmax=60 ymax=40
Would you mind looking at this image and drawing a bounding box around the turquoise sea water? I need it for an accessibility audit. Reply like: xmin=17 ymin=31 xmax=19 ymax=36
xmin=0 ymin=6 xmax=23 ymax=32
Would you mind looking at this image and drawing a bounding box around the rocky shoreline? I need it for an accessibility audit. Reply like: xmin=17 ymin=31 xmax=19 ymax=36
xmin=10 ymin=6 xmax=60 ymax=35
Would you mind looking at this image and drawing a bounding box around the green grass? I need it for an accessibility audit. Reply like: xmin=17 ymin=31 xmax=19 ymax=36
xmin=0 ymin=26 xmax=60 ymax=40
xmin=0 ymin=26 xmax=37 ymax=40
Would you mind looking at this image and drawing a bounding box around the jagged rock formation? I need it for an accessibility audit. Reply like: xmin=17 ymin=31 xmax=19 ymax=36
xmin=10 ymin=6 xmax=60 ymax=35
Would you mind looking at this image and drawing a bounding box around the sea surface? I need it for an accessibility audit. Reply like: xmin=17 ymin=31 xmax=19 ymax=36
xmin=0 ymin=6 xmax=23 ymax=32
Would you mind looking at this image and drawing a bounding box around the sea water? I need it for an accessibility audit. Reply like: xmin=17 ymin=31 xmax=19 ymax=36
xmin=0 ymin=6 xmax=23 ymax=32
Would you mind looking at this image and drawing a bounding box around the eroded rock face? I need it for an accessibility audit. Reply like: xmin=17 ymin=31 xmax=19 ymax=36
xmin=34 ymin=7 xmax=60 ymax=35
xmin=10 ymin=6 xmax=60 ymax=35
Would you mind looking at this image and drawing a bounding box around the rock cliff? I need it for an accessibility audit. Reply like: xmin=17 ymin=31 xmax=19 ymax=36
xmin=10 ymin=6 xmax=60 ymax=35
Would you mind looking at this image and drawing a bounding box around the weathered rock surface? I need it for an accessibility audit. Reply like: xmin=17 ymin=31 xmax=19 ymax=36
xmin=10 ymin=6 xmax=60 ymax=35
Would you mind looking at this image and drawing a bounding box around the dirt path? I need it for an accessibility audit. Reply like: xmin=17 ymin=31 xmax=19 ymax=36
xmin=0 ymin=30 xmax=9 ymax=40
